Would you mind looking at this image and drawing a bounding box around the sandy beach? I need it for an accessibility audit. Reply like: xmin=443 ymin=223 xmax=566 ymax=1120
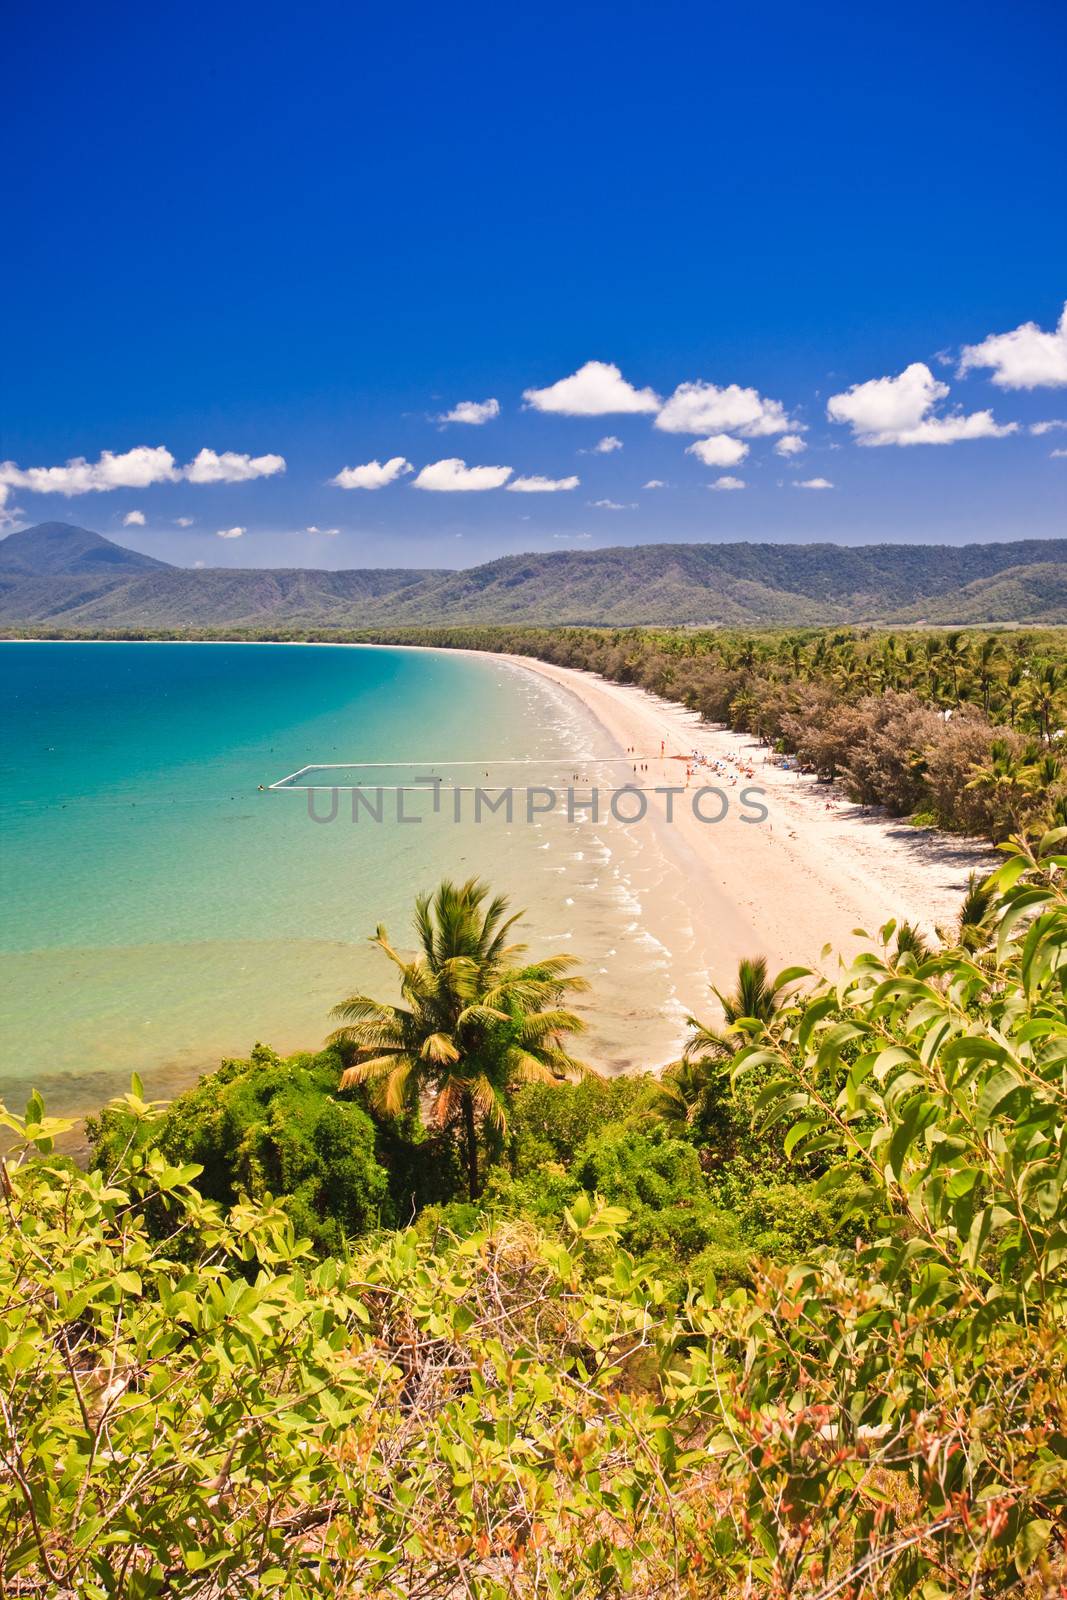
xmin=499 ymin=651 xmax=995 ymax=984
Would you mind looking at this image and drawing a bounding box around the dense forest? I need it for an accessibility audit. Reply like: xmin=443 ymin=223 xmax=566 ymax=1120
xmin=4 ymin=841 xmax=1067 ymax=1594
xmin=4 ymin=522 xmax=1067 ymax=627
xmin=424 ymin=623 xmax=1067 ymax=845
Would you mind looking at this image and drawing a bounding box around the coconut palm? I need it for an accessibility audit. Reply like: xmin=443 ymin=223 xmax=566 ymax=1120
xmin=329 ymin=878 xmax=588 ymax=1199
xmin=942 ymin=632 xmax=972 ymax=704
xmin=656 ymin=1053 xmax=718 ymax=1128
xmin=1005 ymin=663 xmax=1025 ymax=727
xmin=892 ymin=921 xmax=930 ymax=965
xmin=974 ymin=636 xmax=1004 ymax=715
xmin=683 ymin=955 xmax=789 ymax=1062
xmin=1025 ymin=662 xmax=1064 ymax=746
xmin=955 ymin=870 xmax=998 ymax=953
xmin=965 ymin=739 xmax=1041 ymax=842
xmin=662 ymin=957 xmax=795 ymax=1156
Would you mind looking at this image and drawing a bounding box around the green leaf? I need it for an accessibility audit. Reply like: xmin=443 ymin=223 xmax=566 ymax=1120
xmin=770 ymin=965 xmax=812 ymax=991
xmin=887 ymin=1094 xmax=937 ymax=1180
xmin=975 ymin=1067 xmax=1021 ymax=1133
xmin=1014 ymin=1517 xmax=1051 ymax=1575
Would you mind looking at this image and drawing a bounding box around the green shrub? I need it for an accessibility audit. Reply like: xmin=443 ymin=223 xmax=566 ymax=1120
xmin=507 ymin=1073 xmax=662 ymax=1172
xmin=5 ymin=835 xmax=1067 ymax=1593
xmin=735 ymin=1180 xmax=845 ymax=1257
xmin=88 ymin=1043 xmax=392 ymax=1255
xmin=572 ymin=1123 xmax=701 ymax=1209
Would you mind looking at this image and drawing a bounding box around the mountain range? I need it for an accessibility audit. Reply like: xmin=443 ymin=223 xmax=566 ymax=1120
xmin=1 ymin=522 xmax=1064 ymax=630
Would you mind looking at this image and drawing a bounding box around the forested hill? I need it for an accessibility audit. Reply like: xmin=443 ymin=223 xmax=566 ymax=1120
xmin=2 ymin=521 xmax=1065 ymax=627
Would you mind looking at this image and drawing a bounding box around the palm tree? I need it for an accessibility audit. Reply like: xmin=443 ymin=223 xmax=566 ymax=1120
xmin=974 ymin=637 xmax=1004 ymax=715
xmin=955 ymin=871 xmax=998 ymax=953
xmin=942 ymin=632 xmax=972 ymax=704
xmin=892 ymin=921 xmax=930 ymax=964
xmin=1005 ymin=663 xmax=1025 ymax=728
xmin=683 ymin=955 xmax=787 ymax=1061
xmin=965 ymin=739 xmax=1041 ymax=842
xmin=1025 ymin=662 xmax=1064 ymax=747
xmin=329 ymin=878 xmax=588 ymax=1199
xmin=663 ymin=957 xmax=794 ymax=1160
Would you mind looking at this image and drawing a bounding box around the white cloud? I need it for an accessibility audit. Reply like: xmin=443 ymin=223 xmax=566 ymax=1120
xmin=795 ymin=477 xmax=834 ymax=489
xmin=643 ymin=479 xmax=666 ymax=488
xmin=553 ymin=531 xmax=593 ymax=540
xmin=523 ymin=360 xmax=660 ymax=416
xmin=656 ymin=380 xmax=792 ymax=437
xmin=0 ymin=445 xmax=179 ymax=496
xmin=959 ymin=302 xmax=1067 ymax=389
xmin=1053 ymin=448 xmax=1067 ymax=459
xmin=439 ymin=398 xmax=500 ymax=425
xmin=708 ymin=475 xmax=746 ymax=491
xmin=305 ymin=525 xmax=339 ymax=535
xmin=174 ymin=516 xmax=194 ymax=527
xmin=887 ymin=412 xmax=1016 ymax=445
xmin=330 ymin=457 xmax=413 ymax=490
xmin=507 ymin=474 xmax=580 ymax=492
xmin=193 ymin=559 xmax=205 ymax=569
xmin=826 ymin=362 xmax=1017 ymax=445
xmin=122 ymin=510 xmax=146 ymax=526
xmin=590 ymin=498 xmax=634 ymax=509
xmin=592 ymin=435 xmax=623 ymax=453
xmin=1031 ymin=419 xmax=1067 ymax=435
xmin=413 ymin=458 xmax=512 ymax=492
xmin=216 ymin=526 xmax=246 ymax=539
xmin=775 ymin=434 xmax=806 ymax=457
xmin=686 ymin=434 xmax=749 ymax=467
xmin=0 ymin=444 xmax=286 ymax=495
xmin=183 ymin=448 xmax=286 ymax=483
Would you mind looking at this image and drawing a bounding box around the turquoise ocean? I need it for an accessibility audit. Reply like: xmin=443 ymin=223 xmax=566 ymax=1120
xmin=0 ymin=642 xmax=709 ymax=1121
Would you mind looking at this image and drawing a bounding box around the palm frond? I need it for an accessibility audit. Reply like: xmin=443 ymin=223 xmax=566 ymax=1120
xmin=468 ymin=1072 xmax=509 ymax=1129
xmin=328 ymin=1020 xmax=410 ymax=1054
xmin=381 ymin=1057 xmax=418 ymax=1115
xmin=370 ymin=926 xmax=415 ymax=974
xmin=432 ymin=1079 xmax=464 ymax=1127
xmin=454 ymin=1002 xmax=510 ymax=1029
xmin=518 ymin=954 xmax=583 ymax=979
xmin=682 ymin=1018 xmax=731 ymax=1062
xmin=514 ymin=1008 xmax=587 ymax=1044
xmin=330 ymin=994 xmax=402 ymax=1023
xmin=339 ymin=1051 xmax=407 ymax=1090
xmin=419 ymin=1031 xmax=461 ymax=1065
xmin=535 ymin=1046 xmax=591 ymax=1080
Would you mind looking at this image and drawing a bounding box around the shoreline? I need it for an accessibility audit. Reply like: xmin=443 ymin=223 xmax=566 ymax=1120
xmin=4 ymin=638 xmax=998 ymax=1075
xmin=7 ymin=636 xmax=999 ymax=969
xmin=494 ymin=652 xmax=996 ymax=978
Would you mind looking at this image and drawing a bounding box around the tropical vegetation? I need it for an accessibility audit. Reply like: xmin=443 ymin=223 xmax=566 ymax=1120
xmin=384 ymin=623 xmax=1067 ymax=846
xmin=328 ymin=878 xmax=587 ymax=1200
xmin=4 ymin=832 xmax=1067 ymax=1594
xmin=24 ymin=621 xmax=1066 ymax=845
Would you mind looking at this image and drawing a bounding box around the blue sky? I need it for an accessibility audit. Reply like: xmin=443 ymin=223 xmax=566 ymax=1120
xmin=2 ymin=0 xmax=1065 ymax=569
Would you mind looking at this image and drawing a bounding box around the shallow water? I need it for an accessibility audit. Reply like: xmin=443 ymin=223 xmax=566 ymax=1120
xmin=0 ymin=642 xmax=710 ymax=1119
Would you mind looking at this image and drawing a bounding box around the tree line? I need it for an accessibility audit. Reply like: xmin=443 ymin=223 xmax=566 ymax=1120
xmin=22 ymin=621 xmax=1067 ymax=842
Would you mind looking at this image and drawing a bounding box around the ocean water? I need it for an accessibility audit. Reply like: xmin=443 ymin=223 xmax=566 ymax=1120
xmin=0 ymin=642 xmax=710 ymax=1121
